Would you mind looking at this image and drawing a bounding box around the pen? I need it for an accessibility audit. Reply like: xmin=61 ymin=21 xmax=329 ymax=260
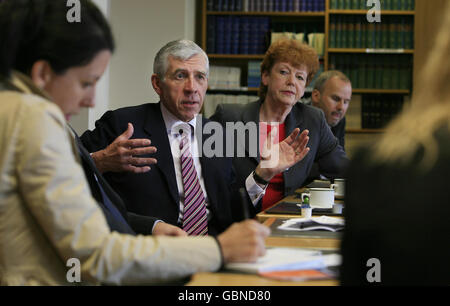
xmin=239 ymin=187 xmax=250 ymax=220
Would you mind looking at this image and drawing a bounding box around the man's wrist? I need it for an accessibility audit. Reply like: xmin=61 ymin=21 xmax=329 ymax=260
xmin=252 ymin=170 xmax=269 ymax=186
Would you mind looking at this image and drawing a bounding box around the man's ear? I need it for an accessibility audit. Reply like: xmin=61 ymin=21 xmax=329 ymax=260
xmin=30 ymin=60 xmax=53 ymax=89
xmin=151 ymin=74 xmax=163 ymax=96
xmin=311 ymin=89 xmax=321 ymax=105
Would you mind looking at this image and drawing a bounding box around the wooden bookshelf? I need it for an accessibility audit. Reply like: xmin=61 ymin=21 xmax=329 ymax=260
xmin=201 ymin=0 xmax=415 ymax=134
xmin=206 ymin=11 xmax=325 ymax=17
xmin=352 ymin=89 xmax=410 ymax=94
xmin=328 ymin=48 xmax=414 ymax=54
xmin=328 ymin=10 xmax=415 ymax=15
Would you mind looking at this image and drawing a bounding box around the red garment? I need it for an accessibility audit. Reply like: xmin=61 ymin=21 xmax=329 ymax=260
xmin=259 ymin=122 xmax=285 ymax=211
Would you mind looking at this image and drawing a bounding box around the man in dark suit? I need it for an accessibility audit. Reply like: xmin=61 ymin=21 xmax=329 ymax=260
xmin=81 ymin=39 xmax=310 ymax=233
xmin=310 ymin=70 xmax=352 ymax=150
xmin=72 ymin=131 xmax=186 ymax=236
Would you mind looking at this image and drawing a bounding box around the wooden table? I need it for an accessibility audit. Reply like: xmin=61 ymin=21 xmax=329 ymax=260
xmin=187 ymin=188 xmax=343 ymax=286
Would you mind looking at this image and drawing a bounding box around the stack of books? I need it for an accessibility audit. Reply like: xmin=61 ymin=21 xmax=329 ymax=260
xmin=247 ymin=61 xmax=262 ymax=88
xmin=207 ymin=16 xmax=270 ymax=54
xmin=329 ymin=54 xmax=412 ymax=90
xmin=361 ymin=94 xmax=404 ymax=129
xmin=208 ymin=65 xmax=242 ymax=90
xmin=207 ymin=0 xmax=325 ymax=12
xmin=329 ymin=15 xmax=414 ymax=49
xmin=330 ymin=0 xmax=415 ymax=10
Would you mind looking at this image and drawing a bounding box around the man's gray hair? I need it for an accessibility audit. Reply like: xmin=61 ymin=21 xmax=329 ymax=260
xmin=153 ymin=39 xmax=209 ymax=80
xmin=313 ymin=70 xmax=351 ymax=93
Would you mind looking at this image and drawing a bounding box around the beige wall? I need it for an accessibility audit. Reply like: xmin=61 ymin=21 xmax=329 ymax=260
xmin=108 ymin=0 xmax=196 ymax=112
xmin=70 ymin=0 xmax=196 ymax=135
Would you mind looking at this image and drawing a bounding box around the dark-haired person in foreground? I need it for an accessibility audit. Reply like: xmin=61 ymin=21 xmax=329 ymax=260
xmin=0 ymin=0 xmax=269 ymax=285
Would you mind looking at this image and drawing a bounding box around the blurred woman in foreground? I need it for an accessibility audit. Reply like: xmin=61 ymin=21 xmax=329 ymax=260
xmin=340 ymin=2 xmax=450 ymax=285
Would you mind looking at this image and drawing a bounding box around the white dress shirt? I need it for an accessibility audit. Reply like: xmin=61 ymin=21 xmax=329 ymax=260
xmin=160 ymin=103 xmax=266 ymax=223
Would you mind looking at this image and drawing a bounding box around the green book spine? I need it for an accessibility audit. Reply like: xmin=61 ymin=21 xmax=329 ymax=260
xmin=336 ymin=16 xmax=342 ymax=48
xmin=358 ymin=57 xmax=366 ymax=88
xmin=348 ymin=16 xmax=354 ymax=48
xmin=344 ymin=0 xmax=351 ymax=9
xmin=366 ymin=61 xmax=374 ymax=89
xmin=385 ymin=0 xmax=393 ymax=10
xmin=329 ymin=16 xmax=336 ymax=48
xmin=397 ymin=18 xmax=406 ymax=48
xmin=361 ymin=23 xmax=367 ymax=48
xmin=389 ymin=18 xmax=397 ymax=48
xmin=330 ymin=0 xmax=337 ymax=9
xmin=375 ymin=57 xmax=383 ymax=89
xmin=352 ymin=0 xmax=360 ymax=10
xmin=355 ymin=20 xmax=362 ymax=48
xmin=381 ymin=23 xmax=389 ymax=48
xmin=337 ymin=0 xmax=343 ymax=9
xmin=367 ymin=23 xmax=375 ymax=48
xmin=391 ymin=60 xmax=399 ymax=89
xmin=398 ymin=0 xmax=405 ymax=10
xmin=405 ymin=22 xmax=412 ymax=49
xmin=351 ymin=60 xmax=359 ymax=88
xmin=342 ymin=17 xmax=348 ymax=48
xmin=382 ymin=58 xmax=392 ymax=89
xmin=374 ymin=23 xmax=381 ymax=49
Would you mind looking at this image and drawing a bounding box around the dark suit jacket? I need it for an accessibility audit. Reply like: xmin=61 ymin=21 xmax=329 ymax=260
xmin=210 ymin=100 xmax=348 ymax=215
xmin=73 ymin=133 xmax=156 ymax=235
xmin=331 ymin=116 xmax=346 ymax=149
xmin=80 ymin=102 xmax=234 ymax=235
xmin=340 ymin=127 xmax=450 ymax=285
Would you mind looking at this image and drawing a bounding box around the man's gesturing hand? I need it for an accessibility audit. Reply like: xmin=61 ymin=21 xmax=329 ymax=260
xmin=91 ymin=123 xmax=157 ymax=173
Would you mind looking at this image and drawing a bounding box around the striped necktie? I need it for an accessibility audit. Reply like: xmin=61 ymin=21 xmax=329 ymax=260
xmin=179 ymin=125 xmax=208 ymax=236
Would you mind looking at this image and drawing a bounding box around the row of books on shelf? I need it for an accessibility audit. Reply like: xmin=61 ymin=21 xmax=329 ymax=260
xmin=330 ymin=0 xmax=415 ymax=10
xmin=361 ymin=95 xmax=404 ymax=129
xmin=247 ymin=61 xmax=261 ymax=87
xmin=207 ymin=0 xmax=325 ymax=12
xmin=329 ymin=15 xmax=414 ymax=49
xmin=204 ymin=93 xmax=258 ymax=118
xmin=329 ymin=54 xmax=412 ymax=90
xmin=272 ymin=31 xmax=325 ymax=56
xmin=209 ymin=66 xmax=242 ymax=90
xmin=207 ymin=16 xmax=269 ymax=54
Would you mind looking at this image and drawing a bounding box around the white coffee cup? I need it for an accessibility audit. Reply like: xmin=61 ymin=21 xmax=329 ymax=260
xmin=301 ymin=188 xmax=335 ymax=209
xmin=331 ymin=179 xmax=345 ymax=197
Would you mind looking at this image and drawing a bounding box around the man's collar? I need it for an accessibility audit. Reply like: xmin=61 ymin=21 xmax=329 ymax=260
xmin=160 ymin=102 xmax=197 ymax=135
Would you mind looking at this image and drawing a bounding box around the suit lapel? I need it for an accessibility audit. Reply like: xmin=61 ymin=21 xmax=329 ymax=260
xmin=143 ymin=103 xmax=180 ymax=205
xmin=283 ymin=104 xmax=306 ymax=192
xmin=241 ymin=100 xmax=262 ymax=163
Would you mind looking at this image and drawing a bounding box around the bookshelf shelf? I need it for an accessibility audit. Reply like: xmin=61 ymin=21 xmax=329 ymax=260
xmin=328 ymin=10 xmax=415 ymax=15
xmin=207 ymin=11 xmax=325 ymax=17
xmin=201 ymin=0 xmax=414 ymax=134
xmin=328 ymin=48 xmax=414 ymax=54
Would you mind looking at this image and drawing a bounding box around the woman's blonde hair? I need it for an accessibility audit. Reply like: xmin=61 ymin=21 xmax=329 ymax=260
xmin=258 ymin=39 xmax=319 ymax=100
xmin=372 ymin=2 xmax=450 ymax=169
